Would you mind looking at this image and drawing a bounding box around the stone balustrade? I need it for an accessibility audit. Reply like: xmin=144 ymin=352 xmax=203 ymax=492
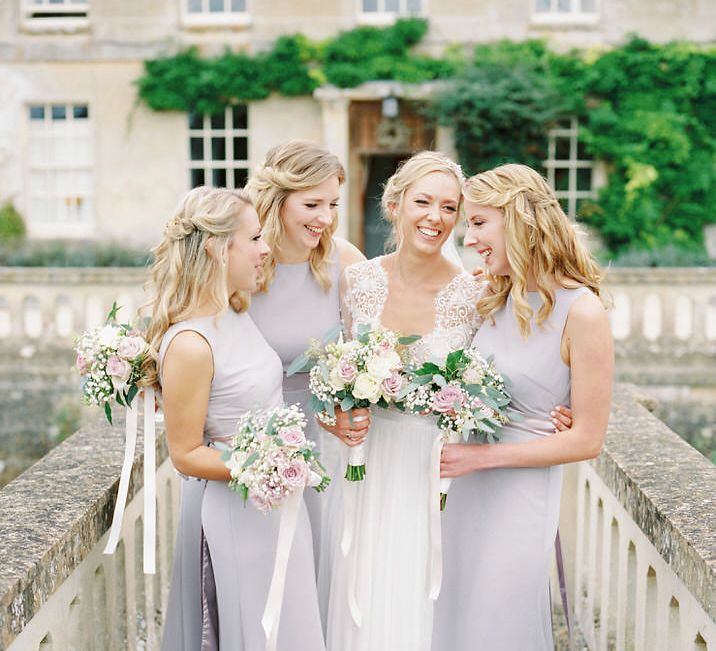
xmin=0 ymin=386 xmax=714 ymax=650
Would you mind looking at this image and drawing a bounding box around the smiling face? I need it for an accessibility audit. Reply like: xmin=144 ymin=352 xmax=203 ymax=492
xmin=393 ymin=171 xmax=460 ymax=255
xmin=279 ymin=175 xmax=340 ymax=261
xmin=225 ymin=205 xmax=270 ymax=294
xmin=463 ymin=201 xmax=510 ymax=276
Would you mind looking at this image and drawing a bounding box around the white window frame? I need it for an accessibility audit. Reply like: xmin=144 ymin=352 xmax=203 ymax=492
xmin=21 ymin=0 xmax=89 ymax=33
xmin=358 ymin=0 xmax=426 ymax=26
xmin=543 ymin=117 xmax=597 ymax=219
xmin=181 ymin=0 xmax=251 ymax=29
xmin=187 ymin=105 xmax=250 ymax=191
xmin=531 ymin=0 xmax=599 ymax=26
xmin=25 ymin=102 xmax=95 ymax=238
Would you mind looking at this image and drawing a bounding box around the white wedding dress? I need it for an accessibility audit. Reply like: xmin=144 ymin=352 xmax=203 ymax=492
xmin=325 ymin=256 xmax=481 ymax=651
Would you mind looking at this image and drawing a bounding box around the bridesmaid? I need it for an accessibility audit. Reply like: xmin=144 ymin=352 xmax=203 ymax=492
xmin=145 ymin=187 xmax=324 ymax=650
xmin=246 ymin=140 xmax=367 ymax=626
xmin=433 ymin=164 xmax=613 ymax=650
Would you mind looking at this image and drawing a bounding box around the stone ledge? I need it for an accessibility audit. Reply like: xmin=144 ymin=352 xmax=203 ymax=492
xmin=0 ymin=267 xmax=146 ymax=285
xmin=595 ymin=383 xmax=716 ymax=621
xmin=0 ymin=415 xmax=168 ymax=650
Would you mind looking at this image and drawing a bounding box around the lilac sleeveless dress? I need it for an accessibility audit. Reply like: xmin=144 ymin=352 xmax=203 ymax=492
xmin=249 ymin=251 xmax=345 ymax=628
xmin=159 ymin=310 xmax=324 ymax=651
xmin=432 ymin=286 xmax=590 ymax=651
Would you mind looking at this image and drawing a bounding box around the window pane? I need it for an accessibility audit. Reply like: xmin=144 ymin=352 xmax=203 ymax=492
xmin=210 ymin=112 xmax=225 ymax=129
xmin=212 ymin=168 xmax=227 ymax=187
xmin=188 ymin=0 xmax=202 ymax=12
xmin=557 ymin=0 xmax=570 ymax=11
xmin=230 ymin=0 xmax=245 ymax=11
xmin=577 ymin=167 xmax=592 ymax=191
xmin=385 ymin=0 xmax=399 ymax=11
xmin=51 ymin=105 xmax=67 ymax=120
xmin=234 ymin=168 xmax=248 ymax=189
xmin=191 ymin=169 xmax=205 ymax=187
xmin=29 ymin=106 xmax=45 ymax=120
xmin=231 ymin=105 xmax=247 ymax=129
xmin=535 ymin=0 xmax=550 ymax=12
xmin=555 ymin=168 xmax=569 ymax=191
xmin=555 ymin=138 xmax=570 ymax=160
xmin=209 ymin=0 xmax=224 ymax=12
xmin=211 ymin=137 xmax=226 ymax=161
xmin=233 ymin=137 xmax=248 ymax=161
xmin=580 ymin=0 xmax=595 ymax=10
xmin=73 ymin=105 xmax=89 ymax=119
xmin=363 ymin=0 xmax=378 ymax=12
xmin=190 ymin=137 xmax=204 ymax=161
xmin=577 ymin=140 xmax=591 ymax=159
xmin=188 ymin=112 xmax=203 ymax=130
xmin=407 ymin=0 xmax=422 ymax=12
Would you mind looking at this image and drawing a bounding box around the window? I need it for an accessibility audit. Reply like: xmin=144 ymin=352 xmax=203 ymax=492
xmin=26 ymin=103 xmax=94 ymax=234
xmin=22 ymin=0 xmax=89 ymax=29
xmin=543 ymin=117 xmax=596 ymax=218
xmin=183 ymin=0 xmax=250 ymax=26
xmin=533 ymin=0 xmax=597 ymax=24
xmin=188 ymin=106 xmax=249 ymax=190
xmin=359 ymin=0 xmax=424 ymax=24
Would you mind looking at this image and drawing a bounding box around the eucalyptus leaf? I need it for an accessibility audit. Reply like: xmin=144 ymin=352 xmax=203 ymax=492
xmin=242 ymin=451 xmax=259 ymax=469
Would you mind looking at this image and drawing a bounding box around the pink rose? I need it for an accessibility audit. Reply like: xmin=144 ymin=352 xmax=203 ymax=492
xmin=381 ymin=372 xmax=404 ymax=399
xmin=106 ymin=355 xmax=131 ymax=390
xmin=338 ymin=357 xmax=358 ymax=383
xmin=280 ymin=460 xmax=308 ymax=488
xmin=76 ymin=354 xmax=90 ymax=375
xmin=431 ymin=385 xmax=466 ymax=414
xmin=117 ymin=335 xmax=146 ymax=360
xmin=249 ymin=491 xmax=273 ymax=513
xmin=280 ymin=427 xmax=306 ymax=448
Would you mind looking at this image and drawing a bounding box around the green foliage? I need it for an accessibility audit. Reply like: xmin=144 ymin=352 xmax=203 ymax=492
xmin=0 ymin=240 xmax=151 ymax=267
xmin=0 ymin=202 xmax=26 ymax=242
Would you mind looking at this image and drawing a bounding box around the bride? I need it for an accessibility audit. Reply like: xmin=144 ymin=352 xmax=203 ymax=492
xmin=325 ymin=151 xmax=479 ymax=651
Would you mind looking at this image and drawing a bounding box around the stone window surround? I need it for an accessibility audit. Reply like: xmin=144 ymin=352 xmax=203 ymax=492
xmin=20 ymin=0 xmax=89 ymax=33
xmin=188 ymin=105 xmax=250 ymax=191
xmin=357 ymin=0 xmax=426 ymax=26
xmin=531 ymin=0 xmax=599 ymax=26
xmin=180 ymin=0 xmax=251 ymax=29
xmin=25 ymin=102 xmax=94 ymax=238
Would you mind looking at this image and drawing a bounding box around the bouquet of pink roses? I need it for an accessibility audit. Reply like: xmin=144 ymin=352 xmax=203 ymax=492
xmin=222 ymin=404 xmax=330 ymax=512
xmin=397 ymin=347 xmax=512 ymax=509
xmin=74 ymin=302 xmax=149 ymax=423
xmin=289 ymin=323 xmax=418 ymax=481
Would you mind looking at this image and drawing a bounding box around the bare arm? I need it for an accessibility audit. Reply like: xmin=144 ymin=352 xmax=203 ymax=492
xmin=161 ymin=331 xmax=230 ymax=481
xmin=441 ymin=293 xmax=613 ymax=476
xmin=334 ymin=236 xmax=366 ymax=272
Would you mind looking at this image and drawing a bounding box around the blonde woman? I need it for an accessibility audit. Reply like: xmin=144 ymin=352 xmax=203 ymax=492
xmin=326 ymin=151 xmax=481 ymax=651
xmin=146 ymin=187 xmax=324 ymax=651
xmin=433 ymin=164 xmax=613 ymax=651
xmin=246 ymin=141 xmax=366 ymax=626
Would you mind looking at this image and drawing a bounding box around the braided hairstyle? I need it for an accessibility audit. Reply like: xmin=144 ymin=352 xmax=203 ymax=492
xmin=140 ymin=186 xmax=254 ymax=387
xmin=246 ymin=140 xmax=345 ymax=293
xmin=464 ymin=163 xmax=605 ymax=338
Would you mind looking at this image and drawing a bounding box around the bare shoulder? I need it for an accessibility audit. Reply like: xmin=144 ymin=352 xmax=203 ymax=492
xmin=334 ymin=237 xmax=366 ymax=271
xmin=164 ymin=330 xmax=213 ymax=370
xmin=566 ymin=291 xmax=611 ymax=335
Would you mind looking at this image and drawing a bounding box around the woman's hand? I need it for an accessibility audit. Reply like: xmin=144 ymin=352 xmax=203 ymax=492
xmin=440 ymin=443 xmax=484 ymax=478
xmin=317 ymin=406 xmax=371 ymax=447
xmin=552 ymin=405 xmax=573 ymax=432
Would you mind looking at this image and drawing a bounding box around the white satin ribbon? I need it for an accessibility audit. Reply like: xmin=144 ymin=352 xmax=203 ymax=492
xmin=341 ymin=478 xmax=363 ymax=627
xmin=262 ymin=487 xmax=304 ymax=651
xmin=428 ymin=433 xmax=443 ymax=600
xmin=103 ymin=388 xmax=156 ymax=575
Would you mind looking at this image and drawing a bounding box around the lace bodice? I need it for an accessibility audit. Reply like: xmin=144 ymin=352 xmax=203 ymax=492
xmin=341 ymin=256 xmax=483 ymax=365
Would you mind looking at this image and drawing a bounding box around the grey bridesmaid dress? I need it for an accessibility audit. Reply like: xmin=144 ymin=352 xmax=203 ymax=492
xmin=249 ymin=249 xmax=345 ymax=628
xmin=159 ymin=309 xmax=325 ymax=651
xmin=432 ymin=286 xmax=590 ymax=651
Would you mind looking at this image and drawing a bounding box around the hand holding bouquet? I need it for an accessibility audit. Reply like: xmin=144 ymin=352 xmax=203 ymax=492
xmin=222 ymin=404 xmax=330 ymax=512
xmin=74 ymin=302 xmax=149 ymax=423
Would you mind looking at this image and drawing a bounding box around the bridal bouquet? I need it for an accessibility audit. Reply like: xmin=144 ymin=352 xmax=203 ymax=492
xmin=222 ymin=404 xmax=330 ymax=512
xmin=397 ymin=348 xmax=512 ymax=509
xmin=289 ymin=324 xmax=418 ymax=481
xmin=74 ymin=302 xmax=149 ymax=423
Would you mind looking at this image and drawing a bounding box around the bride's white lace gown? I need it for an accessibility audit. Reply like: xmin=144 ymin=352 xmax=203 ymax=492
xmin=325 ymin=256 xmax=481 ymax=651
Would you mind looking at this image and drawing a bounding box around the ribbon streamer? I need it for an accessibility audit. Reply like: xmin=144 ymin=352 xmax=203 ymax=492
xmin=262 ymin=487 xmax=304 ymax=651
xmin=341 ymin=479 xmax=363 ymax=627
xmin=428 ymin=433 xmax=443 ymax=600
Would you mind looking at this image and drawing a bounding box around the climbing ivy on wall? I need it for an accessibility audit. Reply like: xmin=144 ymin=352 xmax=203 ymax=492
xmin=137 ymin=21 xmax=716 ymax=256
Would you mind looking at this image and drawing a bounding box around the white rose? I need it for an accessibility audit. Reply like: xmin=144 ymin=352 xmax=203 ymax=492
xmin=307 ymin=470 xmax=323 ymax=488
xmin=226 ymin=451 xmax=248 ymax=477
xmin=366 ymin=351 xmax=400 ymax=380
xmin=352 ymin=373 xmax=382 ymax=403
xmin=329 ymin=365 xmax=347 ymax=391
xmin=463 ymin=366 xmax=485 ymax=385
xmin=98 ymin=324 xmax=121 ymax=348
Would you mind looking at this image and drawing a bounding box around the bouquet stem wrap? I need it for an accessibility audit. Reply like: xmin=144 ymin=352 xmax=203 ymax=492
xmin=103 ymin=388 xmax=156 ymax=574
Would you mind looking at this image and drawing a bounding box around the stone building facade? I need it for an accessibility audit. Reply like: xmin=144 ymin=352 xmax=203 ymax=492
xmin=0 ymin=0 xmax=714 ymax=247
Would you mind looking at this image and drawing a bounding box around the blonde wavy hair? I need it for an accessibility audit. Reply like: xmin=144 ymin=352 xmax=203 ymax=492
xmin=246 ymin=140 xmax=345 ymax=293
xmin=381 ymin=151 xmax=465 ymax=251
xmin=465 ymin=163 xmax=604 ymax=338
xmin=140 ymin=186 xmax=254 ymax=387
